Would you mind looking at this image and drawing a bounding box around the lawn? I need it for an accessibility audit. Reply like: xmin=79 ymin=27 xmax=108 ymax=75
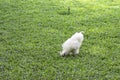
xmin=0 ymin=0 xmax=120 ymax=80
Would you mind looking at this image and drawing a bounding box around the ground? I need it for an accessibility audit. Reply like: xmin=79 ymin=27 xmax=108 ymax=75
xmin=0 ymin=0 xmax=120 ymax=80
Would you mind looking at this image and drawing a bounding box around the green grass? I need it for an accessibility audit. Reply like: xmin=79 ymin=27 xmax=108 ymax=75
xmin=0 ymin=0 xmax=120 ymax=79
